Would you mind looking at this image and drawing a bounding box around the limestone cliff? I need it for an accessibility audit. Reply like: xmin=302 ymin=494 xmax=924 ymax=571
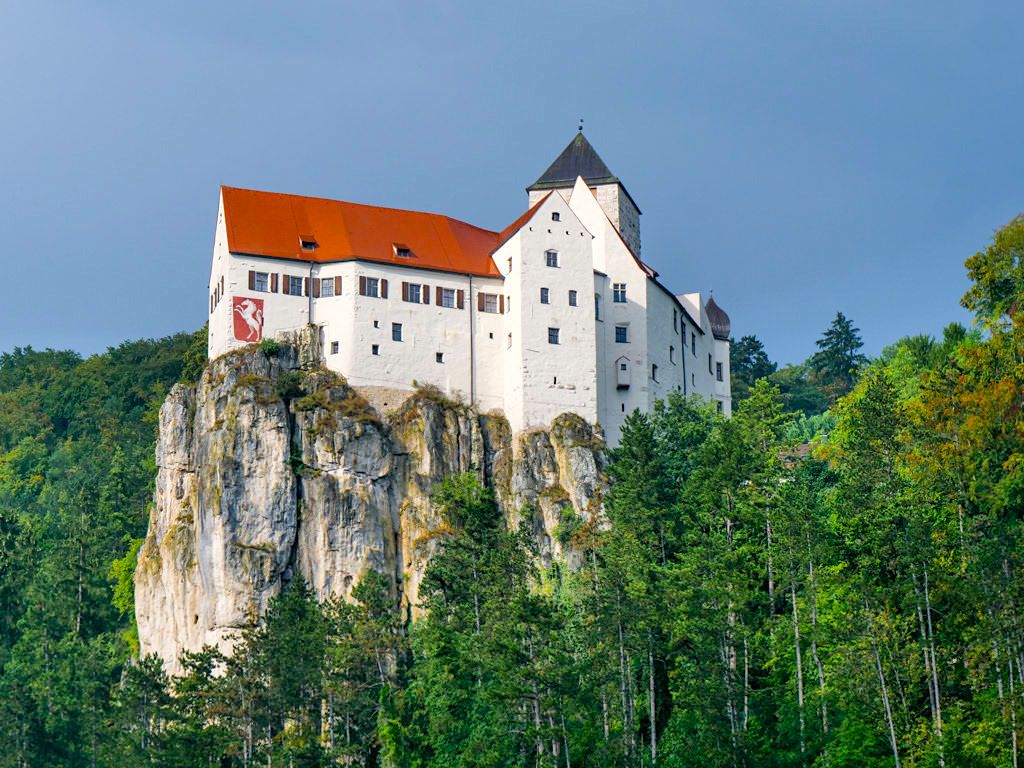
xmin=135 ymin=337 xmax=604 ymax=671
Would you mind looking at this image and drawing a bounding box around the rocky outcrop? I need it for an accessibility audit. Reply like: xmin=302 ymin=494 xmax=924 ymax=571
xmin=135 ymin=336 xmax=605 ymax=671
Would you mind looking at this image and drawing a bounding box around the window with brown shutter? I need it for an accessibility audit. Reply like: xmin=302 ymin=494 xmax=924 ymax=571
xmin=359 ymin=276 xmax=367 ymax=296
xmin=312 ymin=278 xmax=320 ymax=298
xmin=402 ymin=281 xmax=409 ymax=301
xmin=334 ymin=276 xmax=342 ymax=295
xmin=436 ymin=286 xmax=442 ymax=305
xmin=381 ymin=279 xmax=388 ymax=299
xmin=271 ymin=273 xmax=278 ymax=293
xmin=210 ymin=295 xmax=214 ymax=313
xmin=499 ymin=295 xmax=505 ymax=314
xmin=304 ymin=277 xmax=310 ymax=296
xmin=422 ymin=284 xmax=429 ymax=304
xmin=477 ymin=292 xmax=485 ymax=311
xmin=248 ymin=270 xmax=255 ymax=290
xmin=457 ymin=290 xmax=465 ymax=309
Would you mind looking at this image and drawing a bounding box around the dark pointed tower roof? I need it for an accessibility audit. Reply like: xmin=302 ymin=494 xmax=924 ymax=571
xmin=528 ymin=132 xmax=619 ymax=190
xmin=528 ymin=132 xmax=641 ymax=212
xmin=705 ymin=296 xmax=731 ymax=341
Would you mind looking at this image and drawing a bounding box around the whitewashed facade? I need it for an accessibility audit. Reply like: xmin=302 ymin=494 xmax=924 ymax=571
xmin=208 ymin=134 xmax=732 ymax=445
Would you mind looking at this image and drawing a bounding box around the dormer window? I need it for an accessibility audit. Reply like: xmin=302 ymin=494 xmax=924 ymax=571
xmin=393 ymin=243 xmax=413 ymax=258
xmin=551 ymin=212 xmax=561 ymax=222
xmin=299 ymin=235 xmax=318 ymax=252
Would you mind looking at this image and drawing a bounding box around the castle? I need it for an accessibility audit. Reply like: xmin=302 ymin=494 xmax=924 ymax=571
xmin=207 ymin=133 xmax=732 ymax=445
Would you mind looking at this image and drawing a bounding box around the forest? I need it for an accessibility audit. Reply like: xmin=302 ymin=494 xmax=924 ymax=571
xmin=0 ymin=214 xmax=1021 ymax=767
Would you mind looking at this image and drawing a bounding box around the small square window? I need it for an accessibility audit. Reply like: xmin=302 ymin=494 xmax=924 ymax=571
xmin=551 ymin=212 xmax=560 ymax=222
xmin=320 ymin=277 xmax=335 ymax=297
xmin=372 ymin=344 xmax=380 ymax=356
xmin=545 ymin=250 xmax=559 ymax=268
xmin=613 ymin=283 xmax=627 ymax=303
xmin=392 ymin=323 xmax=403 ymax=342
xmin=568 ymin=290 xmax=578 ymax=307
xmin=436 ymin=352 xmax=444 ymax=363
xmin=300 ymin=238 xmax=318 ymax=252
xmin=286 ymin=275 xmax=304 ymax=296
xmin=441 ymin=288 xmax=456 ymax=308
xmin=548 ymin=327 xmax=560 ymax=345
xmin=716 ymin=400 xmax=724 ymax=413
xmin=393 ymin=243 xmax=412 ymax=258
xmin=615 ymin=325 xmax=629 ymax=343
xmin=540 ymin=287 xmax=550 ymax=304
xmin=407 ymin=283 xmax=422 ymax=303
xmin=254 ymin=272 xmax=269 ymax=292
xmin=330 ymin=341 xmax=339 ymax=354
xmin=373 ymin=320 xmax=380 ymax=329
xmin=365 ymin=278 xmax=380 ymax=298
xmin=482 ymin=293 xmax=499 ymax=313
xmin=620 ymin=362 xmax=627 ymax=371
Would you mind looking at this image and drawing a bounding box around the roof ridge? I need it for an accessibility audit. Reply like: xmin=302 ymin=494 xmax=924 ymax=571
xmin=220 ymin=185 xmax=498 ymax=236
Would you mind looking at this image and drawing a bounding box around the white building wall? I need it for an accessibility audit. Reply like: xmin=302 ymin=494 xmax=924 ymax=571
xmin=500 ymin=193 xmax=598 ymax=434
xmin=565 ymin=178 xmax=649 ymax=443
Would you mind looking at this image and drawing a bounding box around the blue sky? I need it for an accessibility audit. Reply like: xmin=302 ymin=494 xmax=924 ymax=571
xmin=1 ymin=1 xmax=1021 ymax=364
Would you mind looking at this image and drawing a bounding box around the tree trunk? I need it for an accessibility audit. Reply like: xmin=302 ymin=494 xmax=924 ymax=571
xmin=808 ymin=558 xmax=828 ymax=733
xmin=868 ymin=607 xmax=901 ymax=768
xmin=790 ymin=580 xmax=806 ymax=754
xmin=923 ymin=567 xmax=943 ymax=746
xmin=649 ymin=634 xmax=657 ymax=764
xmin=618 ymin=620 xmax=631 ymax=758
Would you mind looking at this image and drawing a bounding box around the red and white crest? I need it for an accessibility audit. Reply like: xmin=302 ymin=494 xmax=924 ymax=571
xmin=233 ymin=296 xmax=264 ymax=342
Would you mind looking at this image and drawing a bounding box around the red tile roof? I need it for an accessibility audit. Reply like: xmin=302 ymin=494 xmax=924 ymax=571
xmin=221 ymin=186 xmax=503 ymax=278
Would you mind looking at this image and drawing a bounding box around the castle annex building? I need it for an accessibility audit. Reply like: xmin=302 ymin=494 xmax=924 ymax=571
xmin=207 ymin=134 xmax=732 ymax=445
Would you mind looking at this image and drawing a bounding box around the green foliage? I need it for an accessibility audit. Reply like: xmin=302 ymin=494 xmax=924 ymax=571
xmin=0 ymin=331 xmax=199 ymax=767
xmin=809 ymin=311 xmax=868 ymax=404
xmin=730 ymin=334 xmax=777 ymax=403
xmin=962 ymin=212 xmax=1024 ymax=325
xmin=259 ymin=337 xmax=282 ymax=356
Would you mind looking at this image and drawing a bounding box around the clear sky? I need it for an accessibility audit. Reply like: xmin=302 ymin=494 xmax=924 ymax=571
xmin=1 ymin=2 xmax=1021 ymax=364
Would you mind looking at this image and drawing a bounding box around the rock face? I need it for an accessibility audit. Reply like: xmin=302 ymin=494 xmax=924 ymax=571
xmin=135 ymin=337 xmax=605 ymax=671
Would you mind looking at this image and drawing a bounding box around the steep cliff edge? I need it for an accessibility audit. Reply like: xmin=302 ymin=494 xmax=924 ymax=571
xmin=135 ymin=338 xmax=604 ymax=671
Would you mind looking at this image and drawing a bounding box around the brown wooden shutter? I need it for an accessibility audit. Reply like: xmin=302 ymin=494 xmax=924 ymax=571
xmin=359 ymin=276 xmax=367 ymax=296
xmin=436 ymin=286 xmax=442 ymax=306
xmin=422 ymin=284 xmax=429 ymax=304
xmin=381 ymin=279 xmax=388 ymax=299
xmin=402 ymin=281 xmax=409 ymax=301
xmin=304 ymin=277 xmax=310 ymax=296
xmin=477 ymin=292 xmax=485 ymax=312
xmin=335 ymin=276 xmax=342 ymax=295
xmin=210 ymin=295 xmax=214 ymax=313
xmin=312 ymin=277 xmax=321 ymax=298
xmin=248 ymin=270 xmax=255 ymax=290
xmin=457 ymin=289 xmax=465 ymax=309
xmin=271 ymin=273 xmax=278 ymax=293
xmin=499 ymin=295 xmax=505 ymax=314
